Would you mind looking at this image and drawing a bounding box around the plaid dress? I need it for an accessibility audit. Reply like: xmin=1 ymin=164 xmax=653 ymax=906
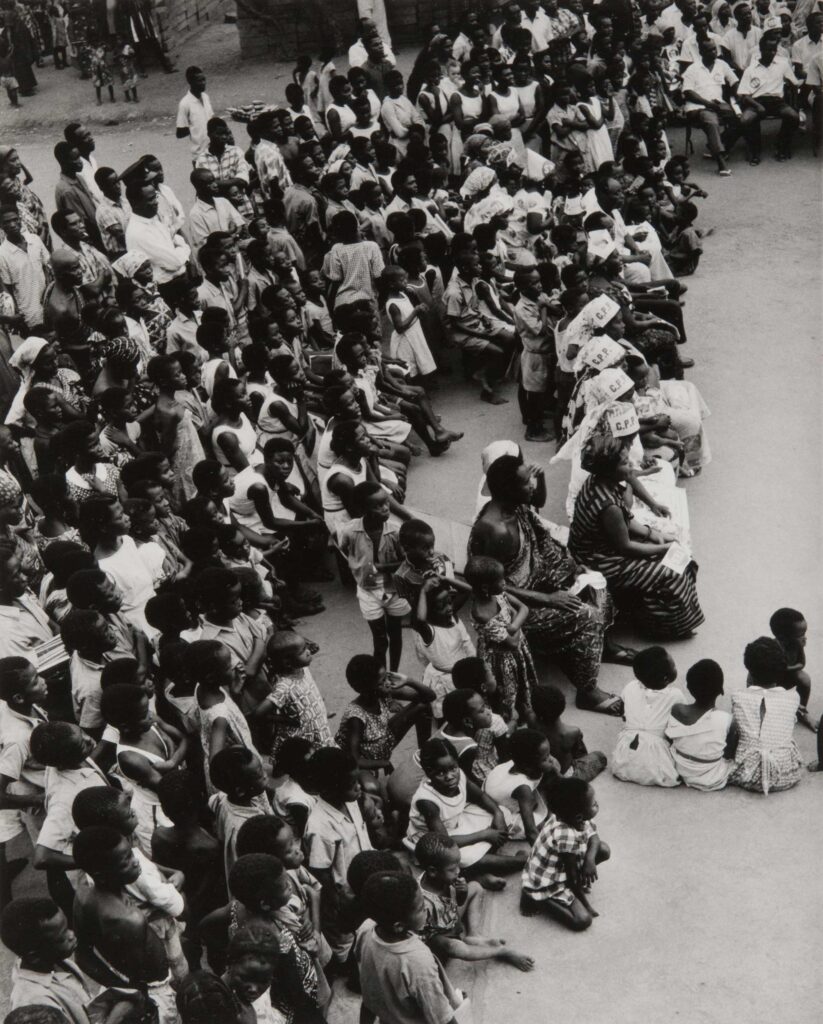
xmin=522 ymin=813 xmax=596 ymax=904
xmin=729 ymin=687 xmax=802 ymax=795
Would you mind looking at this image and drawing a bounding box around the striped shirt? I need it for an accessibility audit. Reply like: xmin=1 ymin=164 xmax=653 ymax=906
xmin=195 ymin=144 xmax=250 ymax=182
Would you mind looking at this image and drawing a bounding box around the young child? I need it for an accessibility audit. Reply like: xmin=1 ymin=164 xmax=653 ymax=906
xmin=729 ymin=637 xmax=803 ymax=794
xmin=90 ymin=40 xmax=115 ymax=104
xmin=0 ymin=897 xmax=92 ymax=1018
xmin=512 ymin=266 xmax=555 ymax=443
xmin=339 ymin=481 xmax=411 ymax=671
xmin=769 ymin=607 xmax=814 ymax=729
xmin=393 ymin=518 xmax=457 ymax=610
xmin=355 ymin=870 xmax=468 ymax=1024
xmin=482 ymin=729 xmax=558 ymax=844
xmin=521 ymin=777 xmax=610 ymax=930
xmin=100 ymin=683 xmax=188 ymax=856
xmin=665 ymin=659 xmax=735 ymax=792
xmin=415 ymin=832 xmax=534 ymax=972
xmin=222 ymin=921 xmax=279 ymax=1024
xmin=412 ymin=578 xmax=475 ymax=720
xmin=532 ymin=684 xmax=608 ymax=782
xmin=384 ymin=266 xmax=437 ymax=384
xmin=611 ymin=646 xmax=683 ymax=788
xmin=209 ymin=746 xmax=273 ymax=882
xmin=433 ymin=688 xmax=502 ymax=788
xmin=116 ymin=35 xmax=138 ymax=102
xmin=271 ymin=737 xmax=317 ymax=837
xmin=404 ymin=738 xmax=526 ymax=884
xmin=464 ymin=555 xmax=537 ymax=723
xmin=665 ymin=200 xmax=706 ymax=276
xmin=61 ymin=607 xmax=118 ymax=740
xmin=336 ymin=653 xmax=434 ymax=773
xmin=302 ymin=747 xmax=373 ymax=971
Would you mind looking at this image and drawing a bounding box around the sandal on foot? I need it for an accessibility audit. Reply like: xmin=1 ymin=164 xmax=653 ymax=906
xmin=601 ymin=644 xmax=637 ymax=666
xmin=576 ymin=692 xmax=624 ymax=716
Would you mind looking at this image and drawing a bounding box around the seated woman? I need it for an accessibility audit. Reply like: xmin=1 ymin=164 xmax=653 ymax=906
xmin=568 ymin=418 xmax=704 ymax=640
xmin=469 ymin=453 xmax=630 ymax=717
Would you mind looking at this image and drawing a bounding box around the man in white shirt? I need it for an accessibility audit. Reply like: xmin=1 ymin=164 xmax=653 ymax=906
xmin=125 ymin=182 xmax=190 ymax=303
xmin=0 ymin=205 xmax=50 ymax=333
xmin=738 ymin=33 xmax=801 ymax=158
xmin=348 ymin=18 xmax=396 ymax=68
xmin=723 ymin=2 xmax=762 ymax=71
xmin=682 ymin=38 xmax=740 ymax=173
xmin=188 ymin=168 xmax=245 ymax=254
xmin=791 ymin=10 xmax=823 ymax=72
xmin=521 ymin=0 xmax=553 ymax=51
xmin=176 ymin=65 xmax=214 ymax=161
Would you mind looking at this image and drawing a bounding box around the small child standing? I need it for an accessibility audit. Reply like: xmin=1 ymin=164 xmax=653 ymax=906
xmin=465 ymin=555 xmax=537 ymax=723
xmin=208 ymin=747 xmax=273 ymax=883
xmin=116 ymin=35 xmax=139 ymax=102
xmin=521 ymin=777 xmax=610 ymax=930
xmin=482 ymin=729 xmax=557 ymax=844
xmin=262 ymin=631 xmax=333 ymax=762
xmin=729 ymin=638 xmax=802 ymax=794
xmin=512 ymin=266 xmax=555 ymax=443
xmin=336 ymin=653 xmax=434 ymax=773
xmin=339 ymin=481 xmax=411 ymax=671
xmin=384 ymin=266 xmax=437 ymax=384
xmin=412 ymin=578 xmax=475 ymax=720
xmin=666 ymin=659 xmax=735 ymax=792
xmin=416 ymin=832 xmax=534 ymax=972
xmin=393 ymin=518 xmax=457 ymax=611
xmin=90 ymin=39 xmax=115 ymax=104
xmin=769 ymin=607 xmax=814 ymax=729
xmin=532 ymin=685 xmax=608 ymax=782
xmin=611 ymin=646 xmax=683 ymax=788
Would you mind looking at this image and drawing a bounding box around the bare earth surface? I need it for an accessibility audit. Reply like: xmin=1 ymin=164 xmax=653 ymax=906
xmin=1 ymin=28 xmax=821 ymax=1023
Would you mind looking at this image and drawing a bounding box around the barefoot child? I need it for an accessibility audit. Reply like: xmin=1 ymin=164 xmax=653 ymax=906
xmin=611 ymin=646 xmax=683 ymax=788
xmin=666 ymin=659 xmax=735 ymax=791
xmin=404 ymin=738 xmax=526 ymax=884
xmin=208 ymin=746 xmax=273 ymax=882
xmin=532 ymin=684 xmax=608 ymax=782
xmin=416 ymin=832 xmax=534 ymax=972
xmin=436 ymin=688 xmax=502 ymax=786
xmin=393 ymin=519 xmax=458 ymax=610
xmin=482 ymin=729 xmax=557 ymax=843
xmin=769 ymin=607 xmax=814 ymax=729
xmin=384 ymin=266 xmax=438 ymax=384
xmin=465 ymin=555 xmax=537 ymax=723
xmin=520 ymin=778 xmax=610 ymax=931
xmin=412 ymin=578 xmax=475 ymax=720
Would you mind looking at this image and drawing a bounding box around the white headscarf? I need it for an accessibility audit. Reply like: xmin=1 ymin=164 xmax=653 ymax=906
xmin=5 ymin=337 xmax=50 ymax=427
xmin=476 ymin=440 xmax=521 ymax=515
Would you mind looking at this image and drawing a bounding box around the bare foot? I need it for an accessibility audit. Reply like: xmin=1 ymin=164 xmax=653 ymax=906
xmin=498 ymin=949 xmax=535 ymax=972
xmin=797 ymin=707 xmax=818 ymax=732
xmin=477 ymin=874 xmax=507 ymax=891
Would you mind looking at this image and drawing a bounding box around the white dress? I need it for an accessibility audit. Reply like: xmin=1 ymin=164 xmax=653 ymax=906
xmin=611 ymin=680 xmax=682 ymax=787
xmin=578 ymin=97 xmax=614 ymax=172
xmin=386 ymin=293 xmax=437 ymax=378
xmin=320 ymin=458 xmax=367 ymax=542
xmin=98 ymin=535 xmax=162 ymax=637
xmin=405 ymin=770 xmax=498 ymax=867
xmin=482 ymin=760 xmax=548 ymax=840
xmin=665 ymin=708 xmax=732 ymax=792
xmin=413 ymin=620 xmax=475 ymax=719
xmin=212 ymin=414 xmax=263 ymax=477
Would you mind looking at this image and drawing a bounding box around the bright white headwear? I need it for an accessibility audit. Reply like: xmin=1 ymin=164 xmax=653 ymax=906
xmin=587 ymin=294 xmax=621 ymax=328
xmin=593 ymin=367 xmax=634 ymax=403
xmin=606 ymin=401 xmax=640 ymax=438
xmin=579 ymin=336 xmax=625 ymax=371
xmin=587 ymin=229 xmax=617 ymax=260
xmin=460 ymin=166 xmax=497 ymax=200
xmin=481 ymin=439 xmax=520 ymax=473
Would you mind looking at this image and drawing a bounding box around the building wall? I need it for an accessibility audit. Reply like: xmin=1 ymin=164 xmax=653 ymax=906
xmin=236 ymin=0 xmax=490 ymax=60
xmin=158 ymin=0 xmax=233 ymax=51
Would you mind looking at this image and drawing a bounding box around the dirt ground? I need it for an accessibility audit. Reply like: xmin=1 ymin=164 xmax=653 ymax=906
xmin=1 ymin=30 xmax=822 ymax=1022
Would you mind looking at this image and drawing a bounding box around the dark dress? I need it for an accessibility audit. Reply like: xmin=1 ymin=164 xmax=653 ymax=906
xmin=568 ymin=476 xmax=704 ymax=639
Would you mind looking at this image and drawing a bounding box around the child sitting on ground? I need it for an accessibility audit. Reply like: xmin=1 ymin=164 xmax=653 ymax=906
xmin=465 ymin=555 xmax=537 ymax=723
xmin=336 ymin=653 xmax=434 ymax=773
xmin=611 ymin=646 xmax=683 ymax=788
xmin=482 ymin=729 xmax=558 ymax=843
xmin=272 ymin=737 xmax=317 ymax=837
xmin=728 ymin=638 xmax=802 ymax=794
xmin=532 ymin=684 xmax=608 ymax=781
xmin=416 ymin=831 xmax=534 ymax=972
xmin=665 ymin=200 xmax=707 ymax=276
xmin=405 ymin=738 xmax=526 ymax=887
xmin=666 ymin=659 xmax=735 ymax=791
xmin=208 ymin=747 xmax=273 ymax=882
xmin=521 ymin=777 xmax=610 ymax=930
xmin=412 ymin=578 xmax=475 ymax=720
xmin=355 ymin=871 xmax=468 ymax=1024
xmin=769 ymin=607 xmax=814 ymax=730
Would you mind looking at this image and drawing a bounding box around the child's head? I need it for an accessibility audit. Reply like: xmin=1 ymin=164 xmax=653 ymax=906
xmin=0 ymin=897 xmax=76 ymax=968
xmin=548 ymin=777 xmax=598 ymax=828
xmin=308 ymin=746 xmax=361 ymax=803
xmin=509 ymin=728 xmax=554 ymax=778
xmin=157 ymin=769 xmax=204 ymax=826
xmin=676 ymin=199 xmax=699 ymax=226
xmin=743 ymin=637 xmax=787 ymax=687
xmin=769 ymin=607 xmax=806 ymax=644
xmin=72 ymin=825 xmax=141 ymax=888
xmin=463 ymin=554 xmax=505 ymax=597
xmin=531 ymin=684 xmax=565 ymax=726
xmin=100 ymin=656 xmax=149 ymax=694
xmin=30 ymin=721 xmax=94 ymax=770
xmin=346 ymin=849 xmax=404 ymax=897
xmin=345 ymin=653 xmax=387 ymax=697
xmin=397 ymin=519 xmax=436 ymax=568
xmin=451 ymin=656 xmax=497 ymax=699
xmin=225 ymin=923 xmax=279 ymax=1005
xmin=273 ymin=736 xmax=315 ymax=785
xmin=72 ymin=785 xmax=138 ymax=838
xmin=198 ymin=567 xmax=243 ymax=623
xmin=633 ymin=645 xmax=677 ymax=690
xmin=100 ymin=683 xmax=152 ymax=736
xmin=361 ymin=871 xmax=427 ymax=936
xmin=185 ymin=639 xmax=237 ymax=692
xmin=0 ymin=656 xmax=48 ymax=711
xmin=266 ymin=630 xmax=313 ymax=676
xmin=60 ymin=608 xmax=117 ymax=659
xmin=420 ymin=737 xmax=461 ymax=795
xmin=441 ymin=688 xmax=492 ymax=735
xmin=176 ymin=970 xmax=247 ymax=1024
xmin=228 ymin=853 xmax=291 ymax=914
xmin=353 ymin=480 xmax=390 ymax=522
xmin=209 ymin=746 xmax=266 ymax=803
xmin=421 ymin=580 xmax=454 ymax=624
xmin=236 ymin=814 xmax=303 ymax=870
xmin=145 ymin=591 xmax=198 ymax=635
xmin=685 ymin=659 xmax=724 ymax=705
xmin=415 ymin=831 xmax=461 ymax=886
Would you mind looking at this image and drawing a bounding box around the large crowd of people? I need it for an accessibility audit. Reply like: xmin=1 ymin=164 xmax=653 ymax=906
xmin=0 ymin=2 xmax=818 ymax=1023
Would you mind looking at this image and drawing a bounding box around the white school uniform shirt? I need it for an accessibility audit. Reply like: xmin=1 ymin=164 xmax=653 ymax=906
xmin=176 ymin=90 xmax=215 ymax=158
xmin=791 ymin=34 xmax=823 ymax=73
xmin=681 ymin=57 xmax=739 ymax=110
xmin=738 ymin=53 xmax=801 ymax=97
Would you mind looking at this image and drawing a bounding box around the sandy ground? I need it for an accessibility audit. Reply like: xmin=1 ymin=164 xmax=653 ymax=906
xmin=1 ymin=49 xmax=822 ymax=1023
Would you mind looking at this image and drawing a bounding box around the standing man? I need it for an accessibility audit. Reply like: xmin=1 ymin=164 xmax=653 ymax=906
xmin=125 ymin=182 xmax=190 ymax=304
xmin=187 ymin=169 xmax=245 ymax=253
xmin=283 ymin=155 xmax=324 ymax=269
xmin=356 ymin=0 xmax=392 ymax=53
xmin=176 ymin=66 xmax=214 ymax=162
xmin=53 ymin=142 xmax=101 ymax=249
xmin=94 ymin=168 xmax=131 ymax=258
xmin=0 ymin=205 xmax=50 ymax=334
xmin=64 ymin=123 xmax=104 ymax=203
xmin=254 ymin=111 xmax=293 ymax=202
xmin=194 ymin=117 xmax=250 ymax=183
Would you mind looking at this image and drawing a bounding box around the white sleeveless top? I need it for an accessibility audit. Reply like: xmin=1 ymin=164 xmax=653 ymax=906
xmin=212 ymin=413 xmax=263 ymax=474
xmin=327 ymin=102 xmax=356 ymax=135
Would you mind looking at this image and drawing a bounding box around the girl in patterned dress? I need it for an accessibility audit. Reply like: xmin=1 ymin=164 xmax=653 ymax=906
xmin=262 ymin=631 xmax=332 ymax=762
xmin=115 ymin=35 xmax=138 ymax=102
xmin=90 ymin=39 xmax=114 ymax=104
xmin=465 ymin=555 xmax=537 ymax=723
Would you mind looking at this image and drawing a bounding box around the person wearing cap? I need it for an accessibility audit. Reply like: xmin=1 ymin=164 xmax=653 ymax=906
xmin=194 ymin=117 xmax=249 ymax=184
xmin=93 ymin=168 xmax=131 ymax=258
xmin=681 ymin=37 xmax=740 ymax=175
xmin=738 ymin=32 xmax=801 ymax=161
xmin=176 ymin=65 xmax=214 ymax=161
xmin=0 ymin=205 xmax=50 ymax=335
xmin=723 ymin=2 xmax=763 ymax=72
xmin=52 ymin=142 xmax=102 ymax=250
